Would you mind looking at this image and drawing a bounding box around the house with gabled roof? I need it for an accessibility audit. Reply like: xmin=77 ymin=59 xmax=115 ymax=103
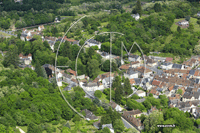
xmin=191 ymin=107 xmax=200 ymax=119
xmin=172 ymin=64 xmax=184 ymax=69
xmin=182 ymin=91 xmax=200 ymax=102
xmin=109 ymin=101 xmax=123 ymax=112
xmin=149 ymin=87 xmax=160 ymax=98
xmin=176 ymin=100 xmax=200 ymax=112
xmin=86 ymin=39 xmax=101 ymax=49
xmin=102 ymin=77 xmax=114 ymax=88
xmin=146 ymin=58 xmax=157 ymax=67
xmin=177 ymin=20 xmax=189 ymax=26
xmin=128 ymin=54 xmax=142 ymax=62
xmin=165 ymin=57 xmax=173 ymax=62
xmin=161 ymin=62 xmax=173 ymax=70
xmin=183 ymin=58 xmax=199 ymax=69
xmin=81 ymin=109 xmax=98 ymax=121
xmin=122 ymin=111 xmax=144 ymax=131
xmin=38 ymin=25 xmax=45 ymax=31
xmin=119 ymin=64 xmax=130 ymax=70
xmin=19 ymin=53 xmax=32 ymax=65
xmin=130 ymin=61 xmax=140 ymax=68
xmin=124 ymin=67 xmax=138 ymax=79
xmin=136 ymin=90 xmax=146 ymax=97
xmin=102 ymin=124 xmax=114 ymax=133
xmin=131 ymin=13 xmax=140 ymax=20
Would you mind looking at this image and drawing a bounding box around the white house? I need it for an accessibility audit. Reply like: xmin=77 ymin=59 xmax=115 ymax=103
xmin=136 ymin=90 xmax=146 ymax=97
xmin=178 ymin=20 xmax=189 ymax=26
xmin=128 ymin=54 xmax=142 ymax=62
xmin=131 ymin=13 xmax=140 ymax=21
xmin=55 ymin=17 xmax=60 ymax=23
xmin=130 ymin=61 xmax=140 ymax=68
xmin=110 ymin=101 xmax=123 ymax=112
xmin=26 ymin=36 xmax=32 ymax=41
xmin=87 ymin=39 xmax=101 ymax=49
xmin=23 ymin=58 xmax=31 ymax=65
xmin=124 ymin=67 xmax=138 ymax=79
xmin=102 ymin=77 xmax=114 ymax=88
xmin=57 ymin=78 xmax=62 ymax=87
xmin=102 ymin=124 xmax=114 ymax=133
xmin=161 ymin=62 xmax=173 ymax=70
xmin=19 ymin=53 xmax=32 ymax=65
xmin=56 ymin=71 xmax=63 ymax=79
xmin=77 ymin=74 xmax=85 ymax=80
xmin=38 ymin=25 xmax=45 ymax=31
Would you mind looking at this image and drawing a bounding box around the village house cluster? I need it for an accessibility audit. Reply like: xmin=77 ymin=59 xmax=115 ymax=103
xmin=14 ymin=23 xmax=200 ymax=132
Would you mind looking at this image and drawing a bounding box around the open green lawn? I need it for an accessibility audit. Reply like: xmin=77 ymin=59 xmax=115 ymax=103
xmin=101 ymin=22 xmax=108 ymax=27
xmin=165 ymin=34 xmax=173 ymax=44
xmin=171 ymin=17 xmax=200 ymax=32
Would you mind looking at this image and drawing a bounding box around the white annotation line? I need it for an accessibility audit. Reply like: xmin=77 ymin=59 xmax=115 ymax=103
xmin=56 ymin=66 xmax=69 ymax=68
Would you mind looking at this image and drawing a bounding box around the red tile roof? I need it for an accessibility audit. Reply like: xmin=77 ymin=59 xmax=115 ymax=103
xmin=152 ymin=80 xmax=161 ymax=86
xmin=165 ymin=57 xmax=173 ymax=62
xmin=63 ymin=36 xmax=77 ymax=42
xmin=67 ymin=69 xmax=76 ymax=76
xmin=129 ymin=78 xmax=135 ymax=84
xmin=119 ymin=64 xmax=130 ymax=70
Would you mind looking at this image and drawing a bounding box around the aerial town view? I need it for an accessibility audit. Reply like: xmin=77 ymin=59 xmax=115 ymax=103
xmin=1 ymin=0 xmax=200 ymax=133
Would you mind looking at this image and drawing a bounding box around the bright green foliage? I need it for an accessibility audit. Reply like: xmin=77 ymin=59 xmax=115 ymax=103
xmin=154 ymin=3 xmax=162 ymax=12
xmin=61 ymin=127 xmax=71 ymax=133
xmin=3 ymin=46 xmax=19 ymax=68
xmin=87 ymin=59 xmax=100 ymax=79
xmin=127 ymin=99 xmax=145 ymax=111
xmin=177 ymin=26 xmax=181 ymax=33
xmin=177 ymin=89 xmax=183 ymax=95
xmin=94 ymin=90 xmax=102 ymax=98
xmin=159 ymin=95 xmax=169 ymax=108
xmin=136 ymin=0 xmax=142 ymax=16
xmin=143 ymin=110 xmax=164 ymax=133
xmin=0 ymin=124 xmax=6 ymax=133
xmin=163 ymin=108 xmax=194 ymax=131
xmin=100 ymin=115 xmax=112 ymax=126
xmin=113 ymin=119 xmax=125 ymax=132
xmin=27 ymin=122 xmax=42 ymax=133
xmin=72 ymin=114 xmax=81 ymax=123
xmin=101 ymin=60 xmax=117 ymax=72
xmin=41 ymin=66 xmax=47 ymax=79
xmin=35 ymin=60 xmax=43 ymax=77
xmin=131 ymin=94 xmax=140 ymax=99
xmin=124 ymin=78 xmax=133 ymax=95
xmin=88 ymin=47 xmax=96 ymax=58
xmin=101 ymin=127 xmax=110 ymax=133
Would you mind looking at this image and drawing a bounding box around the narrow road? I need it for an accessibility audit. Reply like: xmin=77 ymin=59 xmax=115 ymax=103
xmin=16 ymin=126 xmax=25 ymax=133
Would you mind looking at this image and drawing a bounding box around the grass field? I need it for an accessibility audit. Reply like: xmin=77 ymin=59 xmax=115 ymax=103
xmin=171 ymin=17 xmax=200 ymax=32
xmin=165 ymin=34 xmax=173 ymax=44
